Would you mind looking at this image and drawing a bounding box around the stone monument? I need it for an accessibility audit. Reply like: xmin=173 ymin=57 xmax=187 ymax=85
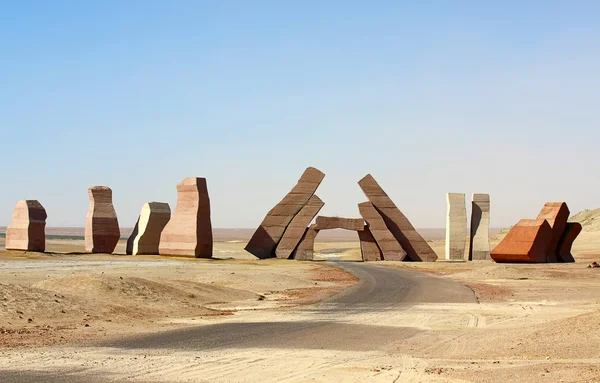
xmin=245 ymin=167 xmax=325 ymax=259
xmin=469 ymin=194 xmax=491 ymax=260
xmin=85 ymin=186 xmax=120 ymax=254
xmin=275 ymin=195 xmax=324 ymax=259
xmin=445 ymin=193 xmax=467 ymax=261
xmin=159 ymin=178 xmax=212 ymax=258
xmin=358 ymin=174 xmax=437 ymax=261
xmin=5 ymin=200 xmax=47 ymax=252
xmin=358 ymin=201 xmax=406 ymax=261
xmin=126 ymin=202 xmax=171 ymax=255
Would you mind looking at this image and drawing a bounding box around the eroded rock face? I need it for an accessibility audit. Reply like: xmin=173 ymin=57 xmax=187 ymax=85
xmin=358 ymin=174 xmax=437 ymax=262
xmin=159 ymin=178 xmax=212 ymax=258
xmin=126 ymin=202 xmax=171 ymax=255
xmin=557 ymin=222 xmax=581 ymax=263
xmin=491 ymin=219 xmax=552 ymax=263
xmin=445 ymin=193 xmax=467 ymax=261
xmin=469 ymin=194 xmax=491 ymax=261
xmin=245 ymin=167 xmax=325 ymax=259
xmin=358 ymin=201 xmax=406 ymax=261
xmin=275 ymin=195 xmax=324 ymax=259
xmin=536 ymin=202 xmax=570 ymax=263
xmin=85 ymin=186 xmax=120 ymax=254
xmin=315 ymin=216 xmax=364 ymax=231
xmin=292 ymin=224 xmax=319 ymax=261
xmin=358 ymin=225 xmax=383 ymax=261
xmin=5 ymin=200 xmax=47 ymax=252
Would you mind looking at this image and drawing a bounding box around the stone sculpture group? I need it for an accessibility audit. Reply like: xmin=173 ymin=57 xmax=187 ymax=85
xmin=2 ymin=167 xmax=582 ymax=265
xmin=245 ymin=167 xmax=438 ymax=262
xmin=445 ymin=193 xmax=491 ymax=261
xmin=4 ymin=177 xmax=213 ymax=258
xmin=491 ymin=202 xmax=580 ymax=263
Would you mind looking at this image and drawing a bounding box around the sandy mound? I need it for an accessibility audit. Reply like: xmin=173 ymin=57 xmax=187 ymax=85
xmin=34 ymin=276 xmax=258 ymax=312
xmin=570 ymin=208 xmax=600 ymax=232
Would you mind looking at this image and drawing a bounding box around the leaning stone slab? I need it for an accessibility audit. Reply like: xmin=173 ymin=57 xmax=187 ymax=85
xmin=159 ymin=178 xmax=212 ymax=258
xmin=469 ymin=193 xmax=491 ymax=260
xmin=445 ymin=193 xmax=467 ymax=261
xmin=358 ymin=225 xmax=383 ymax=261
xmin=556 ymin=222 xmax=581 ymax=263
xmin=85 ymin=186 xmax=120 ymax=254
xmin=127 ymin=202 xmax=171 ymax=255
xmin=245 ymin=167 xmax=325 ymax=259
xmin=536 ymin=202 xmax=569 ymax=263
xmin=315 ymin=216 xmax=364 ymax=231
xmin=358 ymin=174 xmax=437 ymax=262
xmin=358 ymin=201 xmax=406 ymax=261
xmin=275 ymin=195 xmax=324 ymax=259
xmin=491 ymin=219 xmax=552 ymax=263
xmin=5 ymin=200 xmax=47 ymax=252
xmin=292 ymin=224 xmax=319 ymax=261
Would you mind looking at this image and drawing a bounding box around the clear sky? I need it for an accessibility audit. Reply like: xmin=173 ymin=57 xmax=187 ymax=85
xmin=1 ymin=1 xmax=599 ymax=229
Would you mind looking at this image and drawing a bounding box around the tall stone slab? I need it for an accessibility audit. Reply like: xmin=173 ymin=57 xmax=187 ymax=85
xmin=85 ymin=186 xmax=120 ymax=254
xmin=536 ymin=202 xmax=569 ymax=263
xmin=292 ymin=224 xmax=319 ymax=261
xmin=5 ymin=200 xmax=47 ymax=252
xmin=159 ymin=178 xmax=212 ymax=258
xmin=358 ymin=201 xmax=406 ymax=261
xmin=445 ymin=193 xmax=467 ymax=261
xmin=358 ymin=174 xmax=437 ymax=262
xmin=126 ymin=202 xmax=171 ymax=255
xmin=245 ymin=167 xmax=325 ymax=259
xmin=469 ymin=193 xmax=491 ymax=260
xmin=315 ymin=216 xmax=364 ymax=231
xmin=556 ymin=222 xmax=581 ymax=263
xmin=275 ymin=195 xmax=324 ymax=259
xmin=490 ymin=219 xmax=552 ymax=263
xmin=358 ymin=225 xmax=383 ymax=261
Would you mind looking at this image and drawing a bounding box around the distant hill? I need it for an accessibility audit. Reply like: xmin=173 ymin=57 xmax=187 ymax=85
xmin=569 ymin=208 xmax=600 ymax=232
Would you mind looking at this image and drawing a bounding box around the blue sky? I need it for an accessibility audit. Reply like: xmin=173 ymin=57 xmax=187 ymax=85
xmin=1 ymin=1 xmax=599 ymax=228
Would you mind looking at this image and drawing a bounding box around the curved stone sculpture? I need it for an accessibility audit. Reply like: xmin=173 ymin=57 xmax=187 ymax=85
xmin=126 ymin=202 xmax=171 ymax=255
xmin=358 ymin=174 xmax=437 ymax=262
xmin=85 ymin=186 xmax=120 ymax=254
xmin=557 ymin=222 xmax=581 ymax=263
xmin=445 ymin=193 xmax=467 ymax=261
xmin=275 ymin=195 xmax=324 ymax=259
xmin=159 ymin=178 xmax=212 ymax=258
xmin=536 ymin=202 xmax=569 ymax=263
xmin=246 ymin=167 xmax=325 ymax=259
xmin=491 ymin=219 xmax=552 ymax=263
xmin=469 ymin=194 xmax=491 ymax=260
xmin=5 ymin=200 xmax=47 ymax=252
xmin=358 ymin=201 xmax=406 ymax=261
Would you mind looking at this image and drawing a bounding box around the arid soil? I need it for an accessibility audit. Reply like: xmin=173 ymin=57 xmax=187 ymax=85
xmin=0 ymin=225 xmax=599 ymax=382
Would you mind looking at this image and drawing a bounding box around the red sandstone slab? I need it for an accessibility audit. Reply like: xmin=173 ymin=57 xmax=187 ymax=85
xmin=491 ymin=219 xmax=552 ymax=263
xmin=5 ymin=200 xmax=47 ymax=252
xmin=315 ymin=216 xmax=364 ymax=231
xmin=358 ymin=201 xmax=406 ymax=261
xmin=275 ymin=195 xmax=324 ymax=259
xmin=536 ymin=202 xmax=570 ymax=262
xmin=358 ymin=225 xmax=382 ymax=261
xmin=358 ymin=174 xmax=437 ymax=262
xmin=85 ymin=186 xmax=120 ymax=254
xmin=245 ymin=167 xmax=325 ymax=259
xmin=556 ymin=222 xmax=581 ymax=263
xmin=292 ymin=224 xmax=319 ymax=261
xmin=159 ymin=178 xmax=213 ymax=258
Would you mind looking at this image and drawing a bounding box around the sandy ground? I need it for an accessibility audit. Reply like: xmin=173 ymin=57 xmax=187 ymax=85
xmin=0 ymin=235 xmax=599 ymax=382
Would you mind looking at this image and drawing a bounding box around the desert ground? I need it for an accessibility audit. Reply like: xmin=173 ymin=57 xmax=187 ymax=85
xmin=0 ymin=215 xmax=599 ymax=382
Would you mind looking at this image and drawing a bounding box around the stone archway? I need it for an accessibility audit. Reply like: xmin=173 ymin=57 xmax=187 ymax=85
xmin=293 ymin=216 xmax=381 ymax=261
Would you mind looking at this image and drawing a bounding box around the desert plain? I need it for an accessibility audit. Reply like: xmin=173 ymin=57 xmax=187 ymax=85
xmin=0 ymin=212 xmax=599 ymax=382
